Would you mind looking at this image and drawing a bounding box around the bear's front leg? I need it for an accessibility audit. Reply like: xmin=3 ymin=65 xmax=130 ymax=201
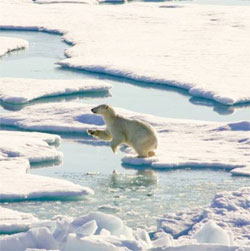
xmin=87 ymin=129 xmax=112 ymax=141
xmin=110 ymin=135 xmax=124 ymax=154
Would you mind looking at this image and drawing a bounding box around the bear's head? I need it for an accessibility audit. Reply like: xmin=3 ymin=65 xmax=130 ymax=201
xmin=91 ymin=104 xmax=116 ymax=117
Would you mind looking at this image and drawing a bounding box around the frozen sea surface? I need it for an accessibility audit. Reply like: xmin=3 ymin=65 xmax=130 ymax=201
xmin=0 ymin=31 xmax=250 ymax=121
xmin=0 ymin=10 xmax=249 ymax=248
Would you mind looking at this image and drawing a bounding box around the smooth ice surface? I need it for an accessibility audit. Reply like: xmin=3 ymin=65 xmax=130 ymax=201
xmin=0 ymin=36 xmax=28 ymax=57
xmin=0 ymin=78 xmax=111 ymax=105
xmin=1 ymin=102 xmax=249 ymax=172
xmin=0 ymin=130 xmax=62 ymax=163
xmin=0 ymin=158 xmax=93 ymax=202
xmin=0 ymin=206 xmax=39 ymax=234
xmin=0 ymin=3 xmax=250 ymax=105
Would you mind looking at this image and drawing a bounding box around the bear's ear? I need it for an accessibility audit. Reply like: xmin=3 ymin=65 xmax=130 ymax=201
xmin=105 ymin=105 xmax=109 ymax=109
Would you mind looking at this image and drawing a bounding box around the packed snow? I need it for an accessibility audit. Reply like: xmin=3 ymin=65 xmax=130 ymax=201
xmin=1 ymin=1 xmax=250 ymax=104
xmin=1 ymin=188 xmax=250 ymax=250
xmin=0 ymin=36 xmax=28 ymax=57
xmin=0 ymin=78 xmax=111 ymax=105
xmin=0 ymin=206 xmax=39 ymax=234
xmin=0 ymin=130 xmax=62 ymax=163
xmin=156 ymin=187 xmax=250 ymax=247
xmin=0 ymin=158 xmax=93 ymax=202
xmin=0 ymin=102 xmax=249 ymax=173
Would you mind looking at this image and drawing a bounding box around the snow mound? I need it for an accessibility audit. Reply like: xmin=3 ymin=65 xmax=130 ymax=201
xmin=0 ymin=78 xmax=111 ymax=105
xmin=157 ymin=187 xmax=250 ymax=246
xmin=0 ymin=227 xmax=58 ymax=251
xmin=0 ymin=158 xmax=94 ymax=202
xmin=0 ymin=103 xmax=249 ymax=172
xmin=192 ymin=220 xmax=233 ymax=245
xmin=0 ymin=206 xmax=39 ymax=234
xmin=0 ymin=36 xmax=28 ymax=57
xmin=0 ymin=212 xmax=152 ymax=251
xmin=0 ymin=130 xmax=62 ymax=163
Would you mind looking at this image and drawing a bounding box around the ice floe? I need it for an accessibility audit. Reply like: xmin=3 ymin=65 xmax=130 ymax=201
xmin=0 ymin=130 xmax=62 ymax=163
xmin=0 ymin=102 xmax=249 ymax=174
xmin=0 ymin=2 xmax=250 ymax=104
xmin=0 ymin=36 xmax=28 ymax=57
xmin=0 ymin=158 xmax=93 ymax=202
xmin=0 ymin=131 xmax=93 ymax=201
xmin=0 ymin=206 xmax=39 ymax=234
xmin=0 ymin=78 xmax=111 ymax=105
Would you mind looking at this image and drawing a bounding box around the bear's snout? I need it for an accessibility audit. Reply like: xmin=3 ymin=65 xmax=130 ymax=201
xmin=91 ymin=108 xmax=97 ymax=113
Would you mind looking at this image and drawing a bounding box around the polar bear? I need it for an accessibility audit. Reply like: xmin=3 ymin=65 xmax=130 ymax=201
xmin=87 ymin=104 xmax=158 ymax=158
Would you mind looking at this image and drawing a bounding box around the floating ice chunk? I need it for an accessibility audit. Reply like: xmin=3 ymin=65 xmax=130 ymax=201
xmin=0 ymin=158 xmax=94 ymax=202
xmin=0 ymin=78 xmax=111 ymax=105
xmin=0 ymin=130 xmax=62 ymax=164
xmin=0 ymin=103 xmax=249 ymax=171
xmin=0 ymin=37 xmax=28 ymax=57
xmin=69 ymin=212 xmax=134 ymax=239
xmin=192 ymin=220 xmax=232 ymax=245
xmin=0 ymin=206 xmax=39 ymax=234
xmin=0 ymin=227 xmax=58 ymax=251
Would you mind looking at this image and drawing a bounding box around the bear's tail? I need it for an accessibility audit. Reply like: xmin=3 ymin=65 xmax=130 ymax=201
xmin=148 ymin=151 xmax=156 ymax=157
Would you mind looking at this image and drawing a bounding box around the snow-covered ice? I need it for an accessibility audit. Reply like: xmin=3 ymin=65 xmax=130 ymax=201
xmin=0 ymin=158 xmax=93 ymax=202
xmin=156 ymin=187 xmax=250 ymax=247
xmin=0 ymin=206 xmax=39 ymax=234
xmin=0 ymin=131 xmax=94 ymax=201
xmin=1 ymin=102 xmax=249 ymax=173
xmin=1 ymin=1 xmax=249 ymax=104
xmin=0 ymin=36 xmax=28 ymax=57
xmin=1 ymin=189 xmax=250 ymax=250
xmin=0 ymin=78 xmax=111 ymax=105
xmin=0 ymin=130 xmax=62 ymax=163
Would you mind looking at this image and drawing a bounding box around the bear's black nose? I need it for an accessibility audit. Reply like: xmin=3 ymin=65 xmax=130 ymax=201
xmin=91 ymin=108 xmax=96 ymax=113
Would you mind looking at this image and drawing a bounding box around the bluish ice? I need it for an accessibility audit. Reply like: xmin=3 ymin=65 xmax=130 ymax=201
xmin=0 ymin=30 xmax=249 ymax=229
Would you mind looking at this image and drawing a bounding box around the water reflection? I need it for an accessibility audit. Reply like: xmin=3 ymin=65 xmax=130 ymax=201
xmin=110 ymin=169 xmax=158 ymax=188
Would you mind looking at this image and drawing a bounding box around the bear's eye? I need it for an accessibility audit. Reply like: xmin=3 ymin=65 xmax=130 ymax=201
xmin=105 ymin=105 xmax=109 ymax=109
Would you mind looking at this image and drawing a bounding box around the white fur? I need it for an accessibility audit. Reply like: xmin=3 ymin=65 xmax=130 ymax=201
xmin=88 ymin=105 xmax=158 ymax=157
